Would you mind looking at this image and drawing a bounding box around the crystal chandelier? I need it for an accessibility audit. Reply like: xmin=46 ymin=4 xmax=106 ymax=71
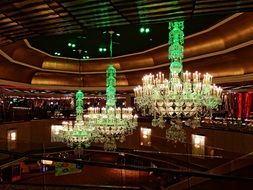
xmin=85 ymin=31 xmax=138 ymax=151
xmin=61 ymin=90 xmax=95 ymax=149
xmin=134 ymin=21 xmax=222 ymax=141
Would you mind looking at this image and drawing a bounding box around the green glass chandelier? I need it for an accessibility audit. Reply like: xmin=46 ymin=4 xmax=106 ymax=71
xmin=86 ymin=31 xmax=138 ymax=151
xmin=134 ymin=21 xmax=222 ymax=142
xmin=61 ymin=90 xmax=95 ymax=149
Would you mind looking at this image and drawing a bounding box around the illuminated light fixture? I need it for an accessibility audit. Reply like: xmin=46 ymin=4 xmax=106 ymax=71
xmin=54 ymin=52 xmax=61 ymax=56
xmin=59 ymin=50 xmax=95 ymax=149
xmin=61 ymin=90 xmax=95 ymax=149
xmin=9 ymin=130 xmax=17 ymax=141
xmin=134 ymin=21 xmax=222 ymax=142
xmin=86 ymin=31 xmax=138 ymax=151
xmin=51 ymin=125 xmax=64 ymax=142
xmin=99 ymin=47 xmax=107 ymax=53
xmin=192 ymin=134 xmax=205 ymax=156
xmin=140 ymin=27 xmax=150 ymax=33
xmin=68 ymin=42 xmax=76 ymax=48
xmin=116 ymin=33 xmax=120 ymax=37
xmin=99 ymin=48 xmax=107 ymax=52
xmin=140 ymin=128 xmax=151 ymax=146
xmin=41 ymin=160 xmax=53 ymax=165
xmin=83 ymin=56 xmax=89 ymax=59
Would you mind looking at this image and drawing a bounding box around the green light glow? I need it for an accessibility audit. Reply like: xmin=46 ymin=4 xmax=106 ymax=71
xmin=106 ymin=33 xmax=116 ymax=108
xmin=145 ymin=28 xmax=150 ymax=33
xmin=72 ymin=44 xmax=76 ymax=48
xmin=75 ymin=90 xmax=84 ymax=121
xmin=68 ymin=43 xmax=72 ymax=47
xmin=140 ymin=27 xmax=145 ymax=33
xmin=168 ymin=21 xmax=184 ymax=74
xmin=103 ymin=48 xmax=107 ymax=52
xmin=84 ymin=31 xmax=138 ymax=151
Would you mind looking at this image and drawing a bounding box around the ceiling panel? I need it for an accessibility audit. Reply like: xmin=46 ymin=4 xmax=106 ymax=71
xmin=0 ymin=0 xmax=253 ymax=48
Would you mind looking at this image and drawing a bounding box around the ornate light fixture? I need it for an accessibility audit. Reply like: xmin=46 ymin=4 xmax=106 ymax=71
xmin=134 ymin=21 xmax=222 ymax=142
xmin=86 ymin=31 xmax=138 ymax=151
xmin=61 ymin=90 xmax=95 ymax=149
xmin=60 ymin=50 xmax=95 ymax=149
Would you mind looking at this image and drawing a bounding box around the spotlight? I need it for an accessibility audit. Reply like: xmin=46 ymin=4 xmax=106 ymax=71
xmin=54 ymin=52 xmax=61 ymax=56
xmin=83 ymin=56 xmax=90 ymax=59
xmin=71 ymin=44 xmax=76 ymax=48
xmin=140 ymin=27 xmax=150 ymax=34
xmin=116 ymin=33 xmax=120 ymax=37
xmin=99 ymin=48 xmax=107 ymax=52
xmin=68 ymin=43 xmax=72 ymax=47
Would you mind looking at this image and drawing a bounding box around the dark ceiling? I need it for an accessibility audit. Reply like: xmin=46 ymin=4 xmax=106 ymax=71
xmin=1 ymin=0 xmax=253 ymax=58
xmin=28 ymin=14 xmax=230 ymax=59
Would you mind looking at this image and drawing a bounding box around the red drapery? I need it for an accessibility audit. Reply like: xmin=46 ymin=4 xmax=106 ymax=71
xmin=237 ymin=93 xmax=243 ymax=118
xmin=244 ymin=92 xmax=252 ymax=119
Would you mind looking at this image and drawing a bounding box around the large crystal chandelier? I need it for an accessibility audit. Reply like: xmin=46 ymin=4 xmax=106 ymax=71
xmin=61 ymin=90 xmax=95 ymax=149
xmin=85 ymin=31 xmax=138 ymax=151
xmin=134 ymin=21 xmax=222 ymax=141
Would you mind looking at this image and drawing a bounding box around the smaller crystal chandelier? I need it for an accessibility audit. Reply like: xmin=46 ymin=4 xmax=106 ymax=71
xmin=61 ymin=91 xmax=95 ymax=149
xmin=85 ymin=31 xmax=138 ymax=151
xmin=134 ymin=21 xmax=222 ymax=142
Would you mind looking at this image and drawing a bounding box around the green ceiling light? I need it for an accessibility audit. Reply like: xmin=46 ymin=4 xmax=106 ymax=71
xmin=140 ymin=27 xmax=150 ymax=34
xmin=71 ymin=44 xmax=76 ymax=48
xmin=140 ymin=27 xmax=145 ymax=33
xmin=68 ymin=42 xmax=72 ymax=47
xmin=116 ymin=33 xmax=120 ymax=37
xmin=99 ymin=47 xmax=107 ymax=53
xmin=54 ymin=52 xmax=61 ymax=56
xmin=83 ymin=56 xmax=89 ymax=59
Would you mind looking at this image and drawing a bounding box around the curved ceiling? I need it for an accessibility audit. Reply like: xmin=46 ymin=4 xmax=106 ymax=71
xmin=1 ymin=1 xmax=253 ymax=90
xmin=1 ymin=0 xmax=253 ymax=46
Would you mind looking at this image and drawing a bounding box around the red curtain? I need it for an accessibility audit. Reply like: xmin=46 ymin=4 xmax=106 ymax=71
xmin=237 ymin=93 xmax=243 ymax=119
xmin=244 ymin=93 xmax=252 ymax=119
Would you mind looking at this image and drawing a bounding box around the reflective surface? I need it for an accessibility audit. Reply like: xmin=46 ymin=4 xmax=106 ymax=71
xmin=0 ymin=119 xmax=253 ymax=189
